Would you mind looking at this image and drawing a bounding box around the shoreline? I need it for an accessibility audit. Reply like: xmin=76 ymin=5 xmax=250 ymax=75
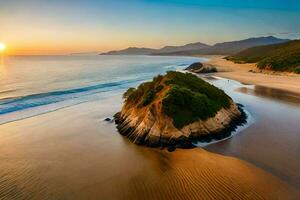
xmin=199 ymin=55 xmax=300 ymax=94
xmin=0 ymin=96 xmax=298 ymax=199
xmin=114 ymin=104 xmax=248 ymax=151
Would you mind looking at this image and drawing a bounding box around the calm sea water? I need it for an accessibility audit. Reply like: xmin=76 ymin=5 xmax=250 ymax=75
xmin=0 ymin=55 xmax=202 ymax=124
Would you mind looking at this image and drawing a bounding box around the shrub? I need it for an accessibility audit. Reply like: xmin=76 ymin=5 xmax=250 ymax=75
xmin=123 ymin=71 xmax=232 ymax=128
xmin=164 ymin=71 xmax=230 ymax=108
xmin=123 ymin=87 xmax=136 ymax=99
xmin=228 ymin=40 xmax=300 ymax=72
xmin=294 ymin=66 xmax=300 ymax=74
xmin=155 ymin=85 xmax=164 ymax=92
xmin=125 ymin=74 xmax=164 ymax=105
xmin=161 ymin=72 xmax=230 ymax=128
xmin=142 ymin=89 xmax=156 ymax=106
xmin=162 ymin=84 xmax=226 ymax=128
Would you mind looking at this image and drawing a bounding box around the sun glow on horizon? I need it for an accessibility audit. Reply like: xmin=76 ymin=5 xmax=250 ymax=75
xmin=0 ymin=43 xmax=6 ymax=52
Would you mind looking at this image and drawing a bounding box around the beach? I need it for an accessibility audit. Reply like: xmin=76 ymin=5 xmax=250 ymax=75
xmin=203 ymin=55 xmax=300 ymax=94
xmin=0 ymin=55 xmax=299 ymax=199
xmin=0 ymin=93 xmax=298 ymax=200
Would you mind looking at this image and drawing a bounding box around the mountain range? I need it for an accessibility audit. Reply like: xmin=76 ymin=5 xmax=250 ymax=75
xmin=100 ymin=36 xmax=289 ymax=56
xmin=100 ymin=42 xmax=209 ymax=55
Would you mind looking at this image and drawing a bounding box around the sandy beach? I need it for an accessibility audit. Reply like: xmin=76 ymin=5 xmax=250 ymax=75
xmin=0 ymin=96 xmax=298 ymax=199
xmin=203 ymin=55 xmax=300 ymax=94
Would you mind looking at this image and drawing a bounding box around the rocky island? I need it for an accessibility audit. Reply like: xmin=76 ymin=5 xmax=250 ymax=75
xmin=185 ymin=62 xmax=217 ymax=73
xmin=114 ymin=71 xmax=246 ymax=149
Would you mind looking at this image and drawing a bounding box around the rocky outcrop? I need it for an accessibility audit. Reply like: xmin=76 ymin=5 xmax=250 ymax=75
xmin=114 ymin=100 xmax=245 ymax=149
xmin=185 ymin=62 xmax=217 ymax=73
xmin=114 ymin=72 xmax=246 ymax=149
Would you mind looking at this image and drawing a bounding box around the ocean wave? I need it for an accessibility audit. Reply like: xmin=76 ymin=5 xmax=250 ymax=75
xmin=0 ymin=78 xmax=144 ymax=115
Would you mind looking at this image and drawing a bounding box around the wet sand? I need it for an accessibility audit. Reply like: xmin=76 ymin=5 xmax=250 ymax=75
xmin=199 ymin=56 xmax=300 ymax=190
xmin=0 ymin=90 xmax=299 ymax=199
xmin=202 ymin=76 xmax=300 ymax=190
xmin=236 ymin=85 xmax=300 ymax=106
xmin=202 ymin=55 xmax=300 ymax=94
xmin=79 ymin=148 xmax=297 ymax=200
xmin=0 ymin=95 xmax=296 ymax=199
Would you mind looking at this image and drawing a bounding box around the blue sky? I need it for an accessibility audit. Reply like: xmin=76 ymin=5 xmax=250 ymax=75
xmin=145 ymin=0 xmax=300 ymax=10
xmin=0 ymin=0 xmax=299 ymax=54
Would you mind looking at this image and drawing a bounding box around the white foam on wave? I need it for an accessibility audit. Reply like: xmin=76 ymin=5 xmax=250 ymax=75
xmin=0 ymin=57 xmax=203 ymax=125
xmin=195 ymin=108 xmax=254 ymax=147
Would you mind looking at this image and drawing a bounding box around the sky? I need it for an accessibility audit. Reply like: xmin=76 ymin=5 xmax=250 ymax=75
xmin=0 ymin=0 xmax=299 ymax=55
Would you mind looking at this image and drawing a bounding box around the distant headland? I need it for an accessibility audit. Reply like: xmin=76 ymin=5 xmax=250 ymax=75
xmin=100 ymin=35 xmax=299 ymax=74
xmin=100 ymin=36 xmax=289 ymax=56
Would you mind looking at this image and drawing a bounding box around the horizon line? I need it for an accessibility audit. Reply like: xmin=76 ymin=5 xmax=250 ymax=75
xmin=5 ymin=35 xmax=297 ymax=56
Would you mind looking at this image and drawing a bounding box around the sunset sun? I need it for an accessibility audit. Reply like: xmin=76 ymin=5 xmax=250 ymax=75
xmin=0 ymin=43 xmax=6 ymax=51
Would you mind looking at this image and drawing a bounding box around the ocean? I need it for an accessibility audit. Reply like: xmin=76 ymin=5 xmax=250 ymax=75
xmin=0 ymin=55 xmax=202 ymax=124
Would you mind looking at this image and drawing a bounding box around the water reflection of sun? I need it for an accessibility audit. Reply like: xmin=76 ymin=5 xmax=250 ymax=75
xmin=0 ymin=62 xmax=6 ymax=75
xmin=0 ymin=43 xmax=6 ymax=74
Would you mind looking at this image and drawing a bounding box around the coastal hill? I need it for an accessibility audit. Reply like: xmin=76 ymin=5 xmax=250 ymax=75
xmin=154 ymin=36 xmax=289 ymax=55
xmin=226 ymin=39 xmax=300 ymax=73
xmin=100 ymin=36 xmax=288 ymax=56
xmin=155 ymin=42 xmax=210 ymax=53
xmin=100 ymin=42 xmax=210 ymax=55
xmin=100 ymin=47 xmax=156 ymax=55
xmin=114 ymin=71 xmax=245 ymax=148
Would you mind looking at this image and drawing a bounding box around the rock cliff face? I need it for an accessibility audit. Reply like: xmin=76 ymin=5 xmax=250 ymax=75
xmin=114 ymin=71 xmax=246 ymax=148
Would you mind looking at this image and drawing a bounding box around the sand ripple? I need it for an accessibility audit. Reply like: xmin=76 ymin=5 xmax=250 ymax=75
xmin=75 ymin=148 xmax=299 ymax=200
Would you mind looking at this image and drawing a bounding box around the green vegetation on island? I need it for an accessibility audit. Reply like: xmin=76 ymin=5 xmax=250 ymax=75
xmin=225 ymin=40 xmax=300 ymax=73
xmin=124 ymin=71 xmax=231 ymax=128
